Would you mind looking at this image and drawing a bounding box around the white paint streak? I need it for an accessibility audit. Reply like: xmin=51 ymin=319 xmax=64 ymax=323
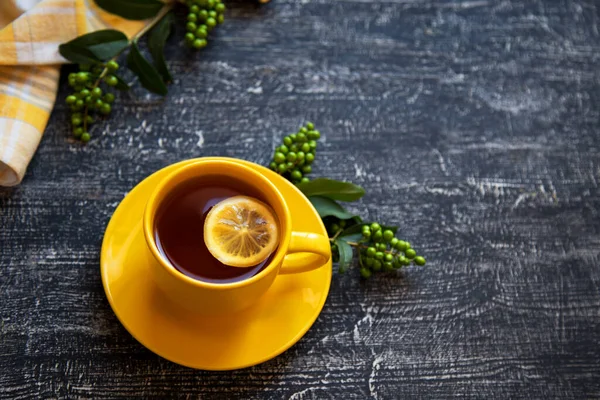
xmin=195 ymin=131 xmax=204 ymax=148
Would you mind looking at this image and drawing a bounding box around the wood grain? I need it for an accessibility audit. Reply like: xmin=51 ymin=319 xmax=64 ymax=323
xmin=1 ymin=0 xmax=600 ymax=398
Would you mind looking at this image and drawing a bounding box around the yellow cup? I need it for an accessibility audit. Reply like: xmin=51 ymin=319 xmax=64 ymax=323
xmin=143 ymin=159 xmax=331 ymax=315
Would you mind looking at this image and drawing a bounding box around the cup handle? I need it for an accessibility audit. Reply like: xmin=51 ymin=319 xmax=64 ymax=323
xmin=279 ymin=232 xmax=331 ymax=274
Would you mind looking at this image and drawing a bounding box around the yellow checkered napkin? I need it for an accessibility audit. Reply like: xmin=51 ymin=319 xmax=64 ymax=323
xmin=0 ymin=0 xmax=162 ymax=186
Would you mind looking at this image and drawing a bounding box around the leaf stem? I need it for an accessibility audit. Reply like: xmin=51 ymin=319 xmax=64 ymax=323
xmin=133 ymin=5 xmax=173 ymax=43
xmin=330 ymin=229 xmax=343 ymax=242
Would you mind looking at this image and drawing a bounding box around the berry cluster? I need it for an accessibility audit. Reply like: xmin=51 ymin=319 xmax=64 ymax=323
xmin=330 ymin=221 xmax=426 ymax=279
xmin=269 ymin=122 xmax=321 ymax=184
xmin=184 ymin=0 xmax=226 ymax=49
xmin=65 ymin=61 xmax=119 ymax=142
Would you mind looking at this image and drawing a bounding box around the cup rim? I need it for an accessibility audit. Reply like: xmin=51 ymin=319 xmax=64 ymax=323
xmin=143 ymin=159 xmax=292 ymax=290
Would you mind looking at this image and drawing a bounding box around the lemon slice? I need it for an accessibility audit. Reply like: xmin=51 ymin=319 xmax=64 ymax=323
xmin=204 ymin=196 xmax=279 ymax=267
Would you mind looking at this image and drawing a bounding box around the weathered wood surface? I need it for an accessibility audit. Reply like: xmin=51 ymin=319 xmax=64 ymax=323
xmin=1 ymin=0 xmax=600 ymax=398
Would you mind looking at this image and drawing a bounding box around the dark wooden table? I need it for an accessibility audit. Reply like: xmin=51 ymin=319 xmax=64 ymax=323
xmin=2 ymin=0 xmax=600 ymax=398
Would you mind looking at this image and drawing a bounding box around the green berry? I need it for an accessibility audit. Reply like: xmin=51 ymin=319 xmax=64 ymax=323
xmin=207 ymin=0 xmax=215 ymax=8
xmin=300 ymin=177 xmax=310 ymax=184
xmin=297 ymin=151 xmax=305 ymax=160
xmin=366 ymin=247 xmax=376 ymax=257
xmin=286 ymin=162 xmax=294 ymax=168
xmin=383 ymin=230 xmax=394 ymax=242
xmin=301 ymin=143 xmax=310 ymax=153
xmin=375 ymin=252 xmax=384 ymax=260
xmin=401 ymin=257 xmax=411 ymax=266
xmin=360 ymin=268 xmax=372 ymax=279
xmin=81 ymin=132 xmax=91 ymax=143
xmin=414 ymin=256 xmax=426 ymax=266
xmin=309 ymin=140 xmax=317 ymax=149
xmin=287 ymin=152 xmax=297 ymax=162
xmin=370 ymin=223 xmax=381 ymax=232
xmin=216 ymin=3 xmax=225 ymax=13
xmin=195 ymin=29 xmax=208 ymax=39
xmin=289 ymin=144 xmax=298 ymax=152
xmin=198 ymin=10 xmax=208 ymax=20
xmin=197 ymin=0 xmax=208 ymax=6
xmin=190 ymin=5 xmax=199 ymax=13
xmin=396 ymin=255 xmax=407 ymax=266
xmin=84 ymin=96 xmax=93 ymax=105
xmin=305 ymin=153 xmax=315 ymax=164
xmin=289 ymin=134 xmax=297 ymax=142
xmin=405 ymin=249 xmax=416 ymax=259
xmin=91 ymin=87 xmax=102 ymax=98
xmin=277 ymin=163 xmax=287 ymax=174
xmin=218 ymin=13 xmax=225 ymax=24
xmin=105 ymin=75 xmax=118 ymax=86
xmin=187 ymin=22 xmax=197 ymax=32
xmin=76 ymin=72 xmax=88 ymax=83
xmin=187 ymin=13 xmax=198 ymax=23
xmin=390 ymin=238 xmax=399 ymax=247
xmin=274 ymin=152 xmax=285 ymax=164
xmin=362 ymin=230 xmax=371 ymax=239
xmin=79 ymin=88 xmax=90 ymax=98
xmin=206 ymin=17 xmax=216 ymax=28
xmin=312 ymin=130 xmax=321 ymax=139
xmin=278 ymin=145 xmax=289 ymax=154
xmin=66 ymin=95 xmax=77 ymax=105
xmin=106 ymin=60 xmax=119 ymax=72
xmin=301 ymin=165 xmax=312 ymax=174
xmin=306 ymin=122 xmax=314 ymax=130
xmin=269 ymin=162 xmax=277 ymax=170
xmin=384 ymin=253 xmax=393 ymax=262
xmin=291 ymin=170 xmax=302 ymax=180
xmin=209 ymin=10 xmax=217 ymax=18
xmin=103 ymin=93 xmax=115 ymax=104
xmin=372 ymin=230 xmax=383 ymax=242
xmin=283 ymin=136 xmax=292 ymax=146
xmin=100 ymin=103 xmax=111 ymax=115
xmin=299 ymin=127 xmax=308 ymax=134
xmin=372 ymin=261 xmax=382 ymax=271
xmin=395 ymin=240 xmax=408 ymax=251
xmin=384 ymin=262 xmax=394 ymax=271
xmin=73 ymin=127 xmax=83 ymax=137
xmin=376 ymin=243 xmax=386 ymax=251
xmin=86 ymin=115 xmax=94 ymax=124
xmin=71 ymin=116 xmax=82 ymax=126
xmin=185 ymin=32 xmax=195 ymax=43
xmin=93 ymin=99 xmax=103 ymax=109
xmin=331 ymin=223 xmax=340 ymax=233
xmin=296 ymin=132 xmax=307 ymax=142
xmin=75 ymin=100 xmax=84 ymax=109
xmin=193 ymin=39 xmax=207 ymax=49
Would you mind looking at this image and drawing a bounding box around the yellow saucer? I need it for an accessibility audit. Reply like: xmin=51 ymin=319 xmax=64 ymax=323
xmin=100 ymin=158 xmax=332 ymax=370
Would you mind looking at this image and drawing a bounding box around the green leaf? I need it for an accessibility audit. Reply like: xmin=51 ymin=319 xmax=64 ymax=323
xmin=338 ymin=223 xmax=367 ymax=243
xmin=308 ymin=196 xmax=355 ymax=220
xmin=297 ymin=178 xmax=366 ymax=202
xmin=59 ymin=29 xmax=128 ymax=63
xmin=94 ymin=0 xmax=164 ymax=20
xmin=335 ymin=238 xmax=353 ymax=270
xmin=338 ymin=223 xmax=367 ymax=237
xmin=114 ymin=74 xmax=130 ymax=91
xmin=126 ymin=41 xmax=168 ymax=95
xmin=148 ymin=12 xmax=174 ymax=82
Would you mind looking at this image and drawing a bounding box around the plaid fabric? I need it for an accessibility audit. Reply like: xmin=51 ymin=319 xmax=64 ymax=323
xmin=0 ymin=0 xmax=161 ymax=186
